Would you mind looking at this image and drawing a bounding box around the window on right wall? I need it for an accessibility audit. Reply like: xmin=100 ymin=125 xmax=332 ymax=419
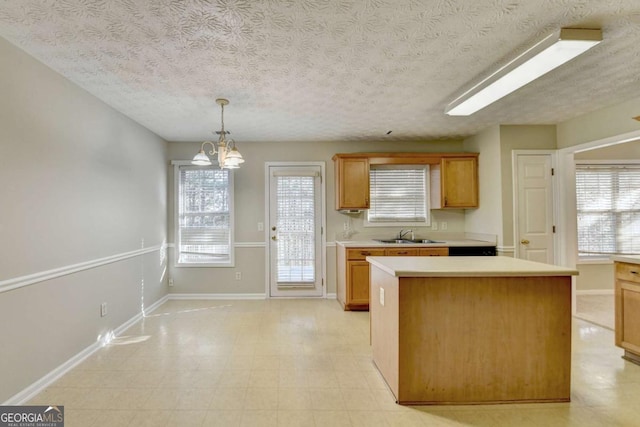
xmin=575 ymin=163 xmax=640 ymax=259
xmin=366 ymin=164 xmax=430 ymax=226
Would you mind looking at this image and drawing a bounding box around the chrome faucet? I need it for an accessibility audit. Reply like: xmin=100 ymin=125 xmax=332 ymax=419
xmin=397 ymin=229 xmax=413 ymax=240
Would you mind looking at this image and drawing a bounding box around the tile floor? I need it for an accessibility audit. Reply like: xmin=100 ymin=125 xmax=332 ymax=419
xmin=28 ymin=299 xmax=640 ymax=426
xmin=575 ymin=294 xmax=615 ymax=330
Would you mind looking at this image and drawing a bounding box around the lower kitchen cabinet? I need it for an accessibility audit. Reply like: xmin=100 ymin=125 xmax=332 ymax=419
xmin=615 ymin=261 xmax=640 ymax=365
xmin=337 ymin=245 xmax=447 ymax=311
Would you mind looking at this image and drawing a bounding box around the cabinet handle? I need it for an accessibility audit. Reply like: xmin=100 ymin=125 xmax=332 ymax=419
xmin=397 ymin=251 xmax=408 ymax=255
xmin=361 ymin=251 xmax=371 ymax=256
xmin=631 ymin=271 xmax=639 ymax=275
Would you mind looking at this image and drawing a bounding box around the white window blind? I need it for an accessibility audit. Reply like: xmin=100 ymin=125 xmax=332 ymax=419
xmin=368 ymin=165 xmax=429 ymax=224
xmin=177 ymin=166 xmax=232 ymax=265
xmin=576 ymin=164 xmax=640 ymax=258
xmin=276 ymin=175 xmax=316 ymax=283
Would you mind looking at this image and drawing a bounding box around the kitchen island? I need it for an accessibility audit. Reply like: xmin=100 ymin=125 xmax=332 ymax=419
xmin=367 ymin=256 xmax=578 ymax=405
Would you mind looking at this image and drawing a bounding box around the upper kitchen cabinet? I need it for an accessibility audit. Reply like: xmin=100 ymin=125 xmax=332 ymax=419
xmin=333 ymin=153 xmax=479 ymax=211
xmin=333 ymin=155 xmax=369 ymax=210
xmin=432 ymin=156 xmax=479 ymax=209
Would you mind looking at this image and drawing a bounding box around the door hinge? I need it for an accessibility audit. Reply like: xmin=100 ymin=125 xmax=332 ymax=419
xmin=552 ymin=225 xmax=556 ymax=233
xmin=551 ymin=168 xmax=555 ymax=176
xmin=321 ymin=226 xmax=323 ymax=235
xmin=322 ymin=278 xmax=324 ymax=287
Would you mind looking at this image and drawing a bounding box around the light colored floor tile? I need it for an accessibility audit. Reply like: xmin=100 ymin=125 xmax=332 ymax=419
xmin=244 ymin=387 xmax=279 ymax=410
xmin=202 ymin=410 xmax=242 ymax=427
xmin=240 ymin=410 xmax=278 ymax=427
xmin=167 ymin=410 xmax=207 ymax=427
xmin=276 ymin=410 xmax=316 ymax=427
xmin=313 ymin=410 xmax=353 ymax=427
xmin=18 ymin=299 xmax=640 ymax=427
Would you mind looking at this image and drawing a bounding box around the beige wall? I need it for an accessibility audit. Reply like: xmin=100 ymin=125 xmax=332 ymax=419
xmin=0 ymin=37 xmax=168 ymax=403
xmin=574 ymin=140 xmax=640 ymax=160
xmin=167 ymin=139 xmax=466 ymax=295
xmin=576 ymin=263 xmax=614 ymax=292
xmin=557 ymin=97 xmax=640 ymax=149
xmin=463 ymin=126 xmax=503 ymax=245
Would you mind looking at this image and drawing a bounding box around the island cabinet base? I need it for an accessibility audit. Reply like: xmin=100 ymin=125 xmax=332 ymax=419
xmin=370 ymin=266 xmax=572 ymax=405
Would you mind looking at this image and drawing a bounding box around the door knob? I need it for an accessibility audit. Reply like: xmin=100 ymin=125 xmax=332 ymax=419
xmin=520 ymin=239 xmax=530 ymax=245
xmin=272 ymin=226 xmax=276 ymax=231
xmin=271 ymin=236 xmax=277 ymax=241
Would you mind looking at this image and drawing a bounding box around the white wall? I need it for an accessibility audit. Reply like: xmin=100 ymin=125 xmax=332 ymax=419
xmin=0 ymin=37 xmax=168 ymax=403
xmin=167 ymin=139 xmax=466 ymax=295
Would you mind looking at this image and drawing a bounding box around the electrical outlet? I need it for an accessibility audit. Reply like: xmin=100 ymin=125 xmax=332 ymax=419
xmin=258 ymin=222 xmax=264 ymax=231
xmin=168 ymin=278 xmax=174 ymax=287
xmin=100 ymin=302 xmax=108 ymax=317
xmin=441 ymin=222 xmax=448 ymax=230
xmin=343 ymin=222 xmax=349 ymax=230
xmin=235 ymin=272 xmax=242 ymax=280
xmin=432 ymin=222 xmax=438 ymax=230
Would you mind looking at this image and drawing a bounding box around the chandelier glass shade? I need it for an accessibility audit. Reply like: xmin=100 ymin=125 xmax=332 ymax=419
xmin=192 ymin=98 xmax=244 ymax=168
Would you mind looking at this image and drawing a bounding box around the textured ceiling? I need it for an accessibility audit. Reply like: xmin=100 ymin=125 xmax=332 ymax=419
xmin=1 ymin=1 xmax=640 ymax=143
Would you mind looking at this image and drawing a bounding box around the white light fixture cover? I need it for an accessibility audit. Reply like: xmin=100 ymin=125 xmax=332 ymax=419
xmin=191 ymin=98 xmax=244 ymax=168
xmin=445 ymin=28 xmax=602 ymax=116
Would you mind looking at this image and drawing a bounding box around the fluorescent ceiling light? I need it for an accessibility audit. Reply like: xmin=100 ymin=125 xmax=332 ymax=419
xmin=445 ymin=28 xmax=602 ymax=116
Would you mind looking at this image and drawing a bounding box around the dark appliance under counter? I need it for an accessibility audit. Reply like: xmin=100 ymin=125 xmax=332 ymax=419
xmin=448 ymin=246 xmax=496 ymax=256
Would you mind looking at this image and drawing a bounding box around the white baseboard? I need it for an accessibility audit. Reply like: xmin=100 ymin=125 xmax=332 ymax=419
xmin=3 ymin=294 xmax=170 ymax=405
xmin=168 ymin=293 xmax=267 ymax=300
xmin=576 ymin=289 xmax=614 ymax=295
xmin=326 ymin=293 xmax=337 ymax=299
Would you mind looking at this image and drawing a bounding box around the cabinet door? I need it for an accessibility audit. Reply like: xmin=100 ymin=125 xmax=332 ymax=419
xmin=335 ymin=157 xmax=369 ymax=209
xmin=441 ymin=157 xmax=478 ymax=208
xmin=347 ymin=261 xmax=371 ymax=307
xmin=418 ymin=247 xmax=449 ymax=256
xmin=620 ymin=282 xmax=640 ymax=354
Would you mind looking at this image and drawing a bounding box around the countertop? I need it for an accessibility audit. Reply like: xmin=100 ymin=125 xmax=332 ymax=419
xmin=366 ymin=256 xmax=579 ymax=277
xmin=336 ymin=239 xmax=496 ymax=248
xmin=611 ymin=255 xmax=640 ymax=265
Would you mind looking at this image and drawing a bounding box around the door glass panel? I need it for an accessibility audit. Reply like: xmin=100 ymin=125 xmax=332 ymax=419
xmin=276 ymin=175 xmax=315 ymax=283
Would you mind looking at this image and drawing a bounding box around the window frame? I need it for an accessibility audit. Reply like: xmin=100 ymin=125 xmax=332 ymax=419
xmin=364 ymin=164 xmax=431 ymax=227
xmin=172 ymin=161 xmax=235 ymax=268
xmin=575 ymin=160 xmax=640 ymax=261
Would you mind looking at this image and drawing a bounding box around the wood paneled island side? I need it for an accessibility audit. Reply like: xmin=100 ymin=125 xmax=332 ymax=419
xmin=367 ymin=256 xmax=578 ymax=405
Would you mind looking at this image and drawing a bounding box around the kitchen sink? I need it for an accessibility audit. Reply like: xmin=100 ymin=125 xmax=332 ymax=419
xmin=374 ymin=239 xmax=444 ymax=244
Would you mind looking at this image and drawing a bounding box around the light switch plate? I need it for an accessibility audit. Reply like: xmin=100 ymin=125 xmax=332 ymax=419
xmin=379 ymin=287 xmax=385 ymax=306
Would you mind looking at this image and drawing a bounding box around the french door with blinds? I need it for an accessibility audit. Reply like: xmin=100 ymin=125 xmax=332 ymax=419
xmin=267 ymin=164 xmax=324 ymax=297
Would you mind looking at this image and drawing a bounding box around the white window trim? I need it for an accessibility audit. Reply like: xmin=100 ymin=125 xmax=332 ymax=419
xmin=172 ymin=160 xmax=235 ymax=268
xmin=363 ymin=164 xmax=431 ymax=227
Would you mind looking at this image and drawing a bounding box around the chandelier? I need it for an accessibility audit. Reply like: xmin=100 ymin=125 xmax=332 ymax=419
xmin=191 ymin=98 xmax=244 ymax=169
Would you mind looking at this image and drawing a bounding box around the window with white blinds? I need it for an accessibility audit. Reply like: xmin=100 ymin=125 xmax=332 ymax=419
xmin=576 ymin=164 xmax=640 ymax=259
xmin=367 ymin=165 xmax=429 ymax=224
xmin=177 ymin=165 xmax=233 ymax=266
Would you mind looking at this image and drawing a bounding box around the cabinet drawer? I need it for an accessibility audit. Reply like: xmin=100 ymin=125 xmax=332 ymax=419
xmin=385 ymin=248 xmax=419 ymax=256
xmin=347 ymin=248 xmax=385 ymax=260
xmin=419 ymin=247 xmax=449 ymax=256
xmin=616 ymin=262 xmax=640 ymax=284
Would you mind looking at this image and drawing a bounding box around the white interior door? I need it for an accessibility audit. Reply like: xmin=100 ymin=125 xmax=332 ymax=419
xmin=267 ymin=164 xmax=323 ymax=297
xmin=515 ymin=153 xmax=556 ymax=263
